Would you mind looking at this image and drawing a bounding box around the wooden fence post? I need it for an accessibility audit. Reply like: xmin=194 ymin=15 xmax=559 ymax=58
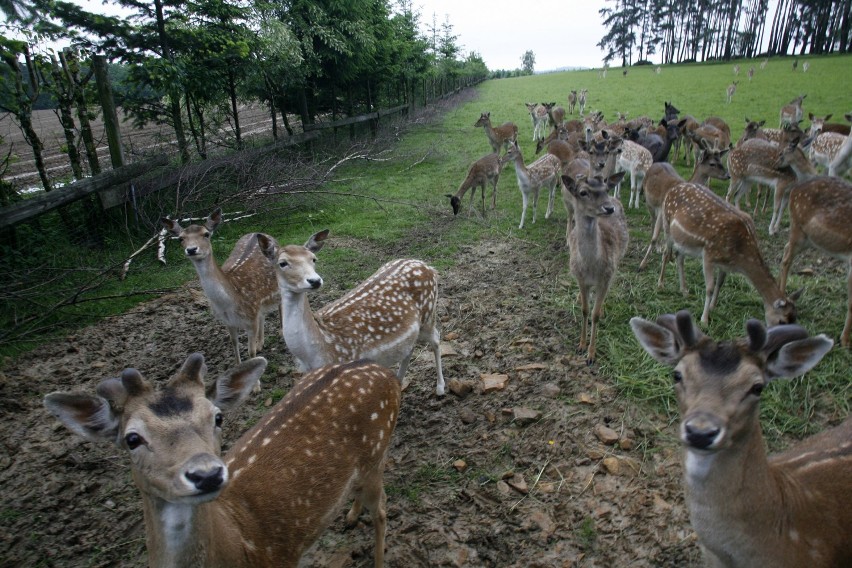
xmin=92 ymin=55 xmax=125 ymax=169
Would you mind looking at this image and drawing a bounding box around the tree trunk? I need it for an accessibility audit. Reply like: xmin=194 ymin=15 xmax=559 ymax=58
xmin=92 ymin=56 xmax=125 ymax=169
xmin=61 ymin=50 xmax=100 ymax=175
xmin=153 ymin=0 xmax=190 ymax=163
xmin=227 ymin=66 xmax=241 ymax=150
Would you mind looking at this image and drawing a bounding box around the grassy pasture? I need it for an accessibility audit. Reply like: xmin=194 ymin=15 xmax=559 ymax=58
xmin=7 ymin=54 xmax=851 ymax=445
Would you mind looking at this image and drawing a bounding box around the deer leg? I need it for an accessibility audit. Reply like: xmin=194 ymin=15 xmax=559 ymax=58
xmin=345 ymin=465 xmax=388 ymax=568
xmin=658 ymin=244 xmax=672 ymax=289
xmin=709 ymin=270 xmax=727 ymax=310
xmin=479 ymin=182 xmax=486 ymax=217
xmin=779 ymin=225 xmax=806 ymax=292
xmin=676 ymin=253 xmax=688 ymax=296
xmin=228 ymin=327 xmax=241 ymax=364
xmin=588 ymin=282 xmax=611 ymax=364
xmin=843 ymin=262 xmax=852 ymax=348
xmin=639 ymin=213 xmax=662 ymax=271
xmin=425 ymin=324 xmax=445 ymax=396
xmin=490 ymin=178 xmax=498 ymax=210
xmin=545 ymin=179 xmax=557 ymax=219
xmin=578 ymin=283 xmax=591 ymax=353
xmin=519 ymin=190 xmax=530 ymax=229
xmin=397 ymin=351 xmax=413 ymax=391
xmin=700 ymin=256 xmax=716 ymax=325
xmin=531 ymin=187 xmax=540 ymax=225
xmin=768 ymin=184 xmax=785 ymax=235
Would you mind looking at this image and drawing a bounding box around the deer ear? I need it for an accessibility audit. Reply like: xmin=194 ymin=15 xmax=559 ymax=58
xmin=630 ymin=316 xmax=683 ymax=366
xmin=256 ymin=233 xmax=277 ymax=261
xmin=206 ymin=208 xmax=223 ymax=232
xmin=765 ymin=334 xmax=833 ymax=380
xmin=44 ymin=391 xmax=121 ymax=444
xmin=208 ymin=357 xmax=267 ymax=410
xmin=305 ymin=229 xmax=330 ymax=253
xmin=161 ymin=217 xmax=182 ymax=236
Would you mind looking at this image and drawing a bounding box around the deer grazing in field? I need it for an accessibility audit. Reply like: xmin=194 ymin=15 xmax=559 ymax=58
xmin=503 ymin=140 xmax=563 ymax=229
xmin=526 ymin=102 xmax=550 ymax=141
xmin=446 ymin=152 xmax=504 ymax=217
xmin=808 ymin=113 xmax=851 ymax=137
xmin=725 ymin=81 xmax=738 ymax=104
xmin=544 ymin=102 xmax=565 ymax=129
xmin=567 ymin=90 xmax=578 ymax=114
xmin=257 ymin=231 xmax=446 ymax=395
xmin=161 ymin=209 xmax=281 ymax=371
xmin=808 ymin=132 xmax=846 ymax=171
xmin=639 ymin=142 xmax=730 ymax=271
xmin=659 ymin=181 xmax=799 ymax=325
xmin=780 ymin=94 xmax=806 ymax=127
xmin=630 ymin=310 xmax=851 ymax=568
xmin=474 ymin=112 xmax=518 ymax=154
xmin=733 ymin=64 xmax=740 ymax=75
xmin=43 ymin=354 xmax=401 ymax=568
xmin=760 ymin=57 xmax=768 ymax=69
xmin=747 ymin=66 xmax=754 ymax=81
xmin=828 ymin=113 xmax=852 ymax=178
xmin=563 ymin=172 xmax=629 ymax=364
xmin=802 ymin=61 xmax=810 ymax=72
xmin=577 ymin=89 xmax=588 ymax=115
xmin=778 ymin=176 xmax=852 ymax=347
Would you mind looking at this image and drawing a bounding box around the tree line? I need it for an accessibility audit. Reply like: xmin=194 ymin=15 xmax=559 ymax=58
xmin=0 ymin=0 xmax=488 ymax=198
xmin=598 ymin=0 xmax=852 ymax=66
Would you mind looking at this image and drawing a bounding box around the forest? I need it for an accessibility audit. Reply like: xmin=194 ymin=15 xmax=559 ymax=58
xmin=598 ymin=0 xmax=852 ymax=66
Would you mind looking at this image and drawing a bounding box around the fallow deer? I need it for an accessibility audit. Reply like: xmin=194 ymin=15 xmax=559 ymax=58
xmin=725 ymin=81 xmax=738 ymax=104
xmin=631 ymin=310 xmax=850 ymax=568
xmin=807 ymin=113 xmax=851 ymax=137
xmin=677 ymin=115 xmax=701 ymax=165
xmin=567 ymin=90 xmax=578 ymax=114
xmin=43 ymin=354 xmax=401 ymax=568
xmin=736 ymin=118 xmax=768 ymax=146
xmin=808 ymin=132 xmax=846 ymax=171
xmin=747 ymin=66 xmax=754 ymax=81
xmin=828 ymin=113 xmax=852 ymax=178
xmin=503 ymin=140 xmax=563 ymax=229
xmin=614 ymin=139 xmax=653 ymax=208
xmin=563 ymin=172 xmax=629 ymax=364
xmin=578 ymin=89 xmax=588 ymax=115
xmin=760 ymin=57 xmax=768 ymax=69
xmin=733 ymin=64 xmax=740 ymax=75
xmin=778 ymin=176 xmax=852 ymax=346
xmin=446 ymin=152 xmax=504 ymax=217
xmin=780 ymin=94 xmax=806 ymax=127
xmin=525 ymin=102 xmax=549 ymax=141
xmin=544 ymin=102 xmax=566 ymax=129
xmin=161 ymin=209 xmax=281 ymax=371
xmin=474 ymin=112 xmax=518 ymax=154
xmin=639 ymin=143 xmax=730 ymax=271
xmin=802 ymin=61 xmax=810 ymax=72
xmin=659 ymin=181 xmax=799 ymax=325
xmin=257 ymin=231 xmax=446 ymax=395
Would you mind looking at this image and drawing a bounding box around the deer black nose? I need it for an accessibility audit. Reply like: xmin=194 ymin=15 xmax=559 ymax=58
xmin=307 ymin=278 xmax=322 ymax=289
xmin=185 ymin=465 xmax=224 ymax=493
xmin=603 ymin=206 xmax=615 ymax=215
xmin=684 ymin=421 xmax=721 ymax=450
xmin=186 ymin=247 xmax=198 ymax=256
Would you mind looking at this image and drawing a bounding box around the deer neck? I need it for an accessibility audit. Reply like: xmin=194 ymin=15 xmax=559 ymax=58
xmin=683 ymin=420 xmax=782 ymax=561
xmin=508 ymin=153 xmax=531 ymax=186
xmin=280 ymin=289 xmax=327 ymax=371
xmin=574 ymin=214 xmax=603 ymax=255
xmin=191 ymin=255 xmax=239 ymax=314
xmin=739 ymin=254 xmax=785 ymax=306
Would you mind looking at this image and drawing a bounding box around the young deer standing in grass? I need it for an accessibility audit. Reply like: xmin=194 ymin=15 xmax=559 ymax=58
xmin=446 ymin=152 xmax=504 ymax=216
xmin=43 ymin=354 xmax=401 ymax=568
xmin=503 ymin=140 xmax=563 ymax=229
xmin=659 ymin=182 xmax=799 ymax=325
xmin=474 ymin=112 xmax=518 ymax=154
xmin=778 ymin=176 xmax=852 ymax=347
xmin=544 ymin=102 xmax=565 ymax=129
xmin=567 ymin=90 xmax=578 ymax=114
xmin=639 ymin=142 xmax=730 ymax=270
xmin=161 ymin=209 xmax=281 ymax=369
xmin=257 ymin=230 xmax=446 ymax=395
xmin=807 ymin=112 xmax=851 ymax=136
xmin=725 ymin=81 xmax=738 ymax=104
xmin=631 ymin=311 xmax=850 ymax=568
xmin=563 ymin=172 xmax=628 ymax=364
xmin=577 ymin=89 xmax=588 ymax=115
xmin=525 ymin=102 xmax=549 ymax=141
xmin=808 ymin=132 xmax=846 ymax=171
xmin=614 ymin=138 xmax=653 ymax=208
xmin=780 ymin=94 xmax=806 ymax=127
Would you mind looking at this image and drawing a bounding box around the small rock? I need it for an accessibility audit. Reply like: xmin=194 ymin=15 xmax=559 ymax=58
xmin=653 ymin=494 xmax=672 ymax=512
xmin=91 ymin=361 xmax=108 ymax=369
xmin=458 ymin=407 xmax=477 ymax=424
xmin=453 ymin=459 xmax=467 ymax=472
xmin=595 ymin=424 xmax=620 ymax=445
xmin=448 ymin=379 xmax=472 ymax=397
xmin=496 ymin=480 xmax=511 ymax=496
xmin=474 ymin=350 xmax=484 ymax=358
xmin=540 ymin=383 xmax=561 ymax=398
xmin=507 ymin=474 xmax=529 ymax=494
xmin=514 ymin=363 xmax=547 ymax=372
xmin=512 ymin=407 xmax=542 ymax=426
xmin=264 ymin=397 xmax=273 ymax=407
xmin=501 ymin=470 xmax=515 ymax=480
xmin=528 ymin=510 xmax=555 ymax=537
xmin=103 ymin=500 xmax=116 ymax=510
xmin=601 ymin=457 xmax=621 ymax=475
xmin=440 ymin=342 xmax=459 ymax=357
xmin=444 ymin=331 xmax=460 ymax=341
xmin=480 ymin=373 xmax=509 ymax=393
xmin=586 ymin=447 xmax=605 ymax=460
xmin=618 ymin=437 xmax=635 ymax=451
xmin=537 ymin=481 xmax=558 ymax=494
xmin=485 ymin=411 xmax=497 ymax=423
xmin=577 ymin=392 xmax=595 ymax=405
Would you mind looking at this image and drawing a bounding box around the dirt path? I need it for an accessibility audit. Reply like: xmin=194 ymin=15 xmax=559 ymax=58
xmin=0 ymin=232 xmax=701 ymax=567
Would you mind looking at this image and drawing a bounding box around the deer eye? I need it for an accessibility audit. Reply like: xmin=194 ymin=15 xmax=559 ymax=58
xmin=203 ymin=232 xmax=210 ymax=239
xmin=215 ymin=413 xmax=223 ymax=428
xmin=579 ymin=190 xmax=589 ymax=197
xmin=672 ymin=370 xmax=683 ymax=384
xmin=749 ymin=383 xmax=764 ymax=397
xmin=125 ymin=432 xmax=145 ymax=450
xmin=278 ymin=260 xmax=288 ymax=268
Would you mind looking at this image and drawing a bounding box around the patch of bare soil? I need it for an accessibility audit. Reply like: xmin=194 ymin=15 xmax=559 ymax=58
xmin=0 ymin=234 xmax=701 ymax=567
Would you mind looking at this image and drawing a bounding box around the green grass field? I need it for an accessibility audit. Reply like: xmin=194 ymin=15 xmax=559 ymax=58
xmin=8 ymin=53 xmax=852 ymax=445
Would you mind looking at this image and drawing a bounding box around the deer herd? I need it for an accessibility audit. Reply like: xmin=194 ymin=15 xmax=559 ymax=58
xmin=44 ymin=70 xmax=852 ymax=568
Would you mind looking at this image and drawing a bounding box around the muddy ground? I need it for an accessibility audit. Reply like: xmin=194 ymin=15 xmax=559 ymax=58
xmin=0 ymin=220 xmax=707 ymax=568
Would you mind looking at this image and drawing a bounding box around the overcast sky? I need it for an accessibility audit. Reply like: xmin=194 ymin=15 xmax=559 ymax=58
xmin=416 ymin=0 xmax=611 ymax=71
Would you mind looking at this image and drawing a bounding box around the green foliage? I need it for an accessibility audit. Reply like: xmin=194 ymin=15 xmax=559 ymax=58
xmin=520 ymin=50 xmax=535 ymax=75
